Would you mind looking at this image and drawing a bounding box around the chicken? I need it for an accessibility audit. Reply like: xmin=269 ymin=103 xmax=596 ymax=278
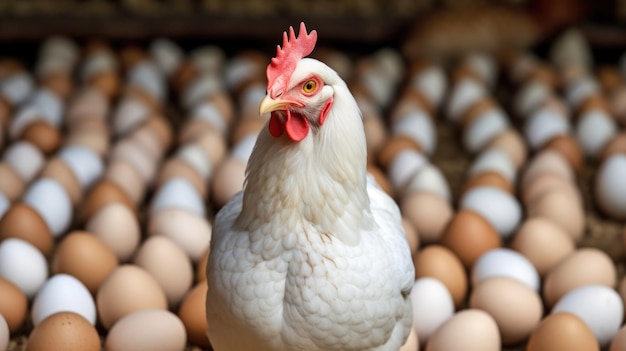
xmin=205 ymin=22 xmax=414 ymax=351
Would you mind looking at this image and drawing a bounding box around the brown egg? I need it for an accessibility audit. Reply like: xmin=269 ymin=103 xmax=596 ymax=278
xmin=195 ymin=247 xmax=210 ymax=283
xmin=526 ymin=312 xmax=599 ymax=351
xmin=610 ymin=324 xmax=626 ymax=351
xmin=459 ymin=98 xmax=498 ymax=131
xmin=39 ymin=158 xmax=83 ymax=207
xmin=0 ymin=203 xmax=54 ymax=256
xmin=521 ymin=150 xmax=575 ymax=189
xmin=86 ymin=203 xmax=141 ymax=262
xmin=178 ymin=119 xmax=219 ymax=146
xmin=378 ymin=135 xmax=423 ymax=169
xmin=402 ymin=217 xmax=420 ymax=256
xmin=178 ymin=281 xmax=210 ymax=347
xmin=440 ymin=209 xmax=502 ymax=270
xmin=511 ymin=218 xmax=575 ymax=277
xmin=104 ymin=160 xmax=146 ymax=205
xmin=20 ymin=120 xmax=61 ymax=156
xmin=97 ymin=264 xmax=168 ymax=330
xmin=367 ymin=163 xmax=394 ymax=197
xmin=543 ymin=248 xmax=616 ymax=308
xmin=599 ymin=132 xmax=626 ymax=164
xmin=460 ymin=171 xmax=514 ymax=197
xmin=469 ymin=277 xmax=543 ymax=345
xmin=543 ymin=134 xmax=583 ymax=173
xmin=109 ymin=139 xmax=158 ymax=184
xmin=414 ymin=245 xmax=468 ymax=308
xmin=521 ymin=172 xmax=582 ymax=208
xmin=133 ymin=236 xmax=193 ymax=308
xmin=363 ymin=115 xmax=388 ymax=164
xmin=155 ymin=158 xmax=208 ymax=200
xmin=485 ymin=129 xmax=527 ymax=170
xmin=139 ymin=115 xmax=173 ymax=155
xmin=576 ymin=94 xmax=612 ymax=118
xmin=0 ymin=277 xmax=27 ymax=333
xmin=88 ymin=71 xmax=119 ymax=99
xmin=230 ymin=118 xmax=266 ymax=145
xmin=41 ymin=72 xmax=73 ymax=100
xmin=0 ymin=164 xmax=25 ymax=202
xmin=80 ymin=180 xmax=135 ymax=223
xmin=597 ymin=65 xmax=622 ymax=94
xmin=52 ymin=231 xmax=119 ymax=295
xmin=527 ymin=189 xmax=585 ymax=242
xmin=401 ymin=191 xmax=453 ymax=244
xmin=26 ymin=312 xmax=101 ymax=351
xmin=211 ymin=157 xmax=246 ymax=209
xmin=426 ymin=309 xmax=500 ymax=351
xmin=64 ymin=127 xmax=110 ymax=158
xmin=188 ymin=126 xmax=228 ymax=167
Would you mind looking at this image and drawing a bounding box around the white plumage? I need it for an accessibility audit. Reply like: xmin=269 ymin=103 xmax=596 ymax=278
xmin=206 ymin=23 xmax=414 ymax=351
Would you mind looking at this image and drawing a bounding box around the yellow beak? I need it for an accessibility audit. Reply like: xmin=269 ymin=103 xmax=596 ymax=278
xmin=259 ymin=95 xmax=303 ymax=115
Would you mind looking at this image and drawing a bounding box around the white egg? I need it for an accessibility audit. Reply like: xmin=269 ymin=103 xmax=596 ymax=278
xmin=513 ymin=80 xmax=551 ymax=118
xmin=224 ymin=56 xmax=262 ymax=91
xmin=0 ymin=314 xmax=8 ymax=351
xmin=460 ymin=186 xmax=522 ymax=238
xmin=410 ymin=277 xmax=455 ymax=344
xmin=31 ymin=274 xmax=96 ymax=326
xmin=524 ymin=106 xmax=570 ymax=150
xmin=2 ymin=140 xmax=45 ymax=183
xmin=192 ymin=101 xmax=228 ymax=135
xmin=472 ymin=248 xmax=540 ymax=291
xmin=150 ymin=177 xmax=205 ymax=217
xmin=387 ymin=149 xmax=428 ymax=194
xmin=30 ymin=88 xmax=63 ymax=126
xmin=594 ymin=154 xmax=626 ymax=220
xmin=576 ymin=109 xmax=617 ymax=157
xmin=468 ymin=148 xmax=516 ymax=184
xmin=128 ymin=61 xmax=165 ymax=103
xmin=190 ymin=45 xmax=225 ymax=74
xmin=0 ymin=71 xmax=34 ymax=105
xmin=463 ymin=107 xmax=510 ymax=153
xmin=149 ymin=38 xmax=183 ymax=77
xmin=0 ymin=238 xmax=48 ymax=298
xmin=411 ymin=65 xmax=446 ymax=107
xmin=404 ymin=163 xmax=451 ymax=201
xmin=8 ymin=105 xmax=46 ymax=139
xmin=23 ymin=178 xmax=72 ymax=237
xmin=176 ymin=143 xmax=212 ymax=180
xmin=564 ymin=76 xmax=599 ymax=109
xmin=464 ymin=52 xmax=497 ymax=87
xmin=552 ymin=285 xmax=623 ymax=347
xmin=58 ymin=145 xmax=104 ymax=189
xmin=446 ymin=79 xmax=486 ymax=122
xmin=81 ymin=50 xmax=117 ymax=82
xmin=182 ymin=73 xmax=223 ymax=110
xmin=391 ymin=110 xmax=436 ymax=155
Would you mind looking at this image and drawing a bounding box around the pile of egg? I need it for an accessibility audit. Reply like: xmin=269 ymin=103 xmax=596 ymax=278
xmin=0 ymin=30 xmax=625 ymax=351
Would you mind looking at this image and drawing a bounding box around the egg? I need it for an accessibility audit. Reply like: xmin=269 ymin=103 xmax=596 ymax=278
xmin=57 ymin=145 xmax=104 ymax=190
xmin=154 ymin=158 xmax=208 ymax=200
xmin=0 ymin=164 xmax=25 ymax=202
xmin=543 ymin=134 xmax=584 ymax=173
xmin=521 ymin=172 xmax=582 ymax=207
xmin=26 ymin=312 xmax=101 ymax=351
xmin=524 ymin=106 xmax=570 ymax=150
xmin=80 ymin=180 xmax=135 ymax=224
xmin=104 ymin=160 xmax=146 ymax=205
xmin=178 ymin=281 xmax=210 ymax=347
xmin=440 ymin=209 xmax=501 ymax=269
xmin=552 ymin=285 xmax=623 ymax=346
xmin=513 ymin=80 xmax=551 ymax=117
xmin=0 ymin=278 xmax=27 ymax=333
xmin=387 ymin=149 xmax=428 ymax=194
xmin=85 ymin=203 xmax=140 ymax=262
xmin=413 ymin=245 xmax=467 ymax=308
xmin=0 ymin=238 xmax=48 ymax=298
xmin=543 ymin=248 xmax=616 ymax=308
xmin=527 ymin=312 xmax=600 ymax=351
xmin=211 ymin=134 xmax=256 ymax=208
xmin=190 ymin=127 xmax=228 ymax=167
xmin=599 ymin=132 xmax=626 ymax=164
xmin=0 ymin=314 xmax=7 ymax=351
xmin=39 ymin=158 xmax=83 ymax=207
xmin=401 ymin=191 xmax=453 ymax=244
xmin=510 ymin=218 xmax=575 ymax=276
xmin=133 ymin=236 xmax=193 ymax=308
xmin=149 ymin=177 xmax=205 ymax=217
xmin=105 ymin=309 xmax=186 ymax=351
xmin=22 ymin=178 xmax=73 ymax=238
xmin=610 ymin=324 xmax=626 ymax=351
xmin=484 ymin=129 xmax=527 ymax=170
xmin=471 ymin=248 xmax=540 ymax=291
xmin=0 ymin=203 xmax=54 ymax=256
xmin=109 ymin=139 xmax=158 ymax=184
xmin=446 ymin=78 xmax=487 ymax=123
xmin=595 ymin=154 xmax=626 ymax=220
xmin=410 ymin=278 xmax=454 ymax=344
xmin=20 ymin=119 xmax=61 ymax=155
xmin=96 ymin=264 xmax=168 ymax=329
xmin=460 ymin=171 xmax=513 ymax=197
xmin=469 ymin=277 xmax=543 ymax=345
xmin=467 ymin=148 xmax=516 ymax=185
xmin=462 ymin=107 xmax=509 ymax=153
xmin=31 ymin=274 xmax=96 ymax=326
xmin=528 ymin=189 xmax=585 ymax=242
xmin=391 ymin=110 xmax=436 ymax=156
xmin=459 ymin=186 xmax=522 ymax=238
xmin=576 ymin=109 xmax=617 ymax=157
xmin=2 ymin=141 xmax=45 ymax=183
xmin=425 ymin=309 xmax=500 ymax=351
xmin=147 ymin=208 xmax=212 ymax=262
xmin=403 ymin=164 xmax=451 ymax=201
xmin=52 ymin=231 xmax=119 ymax=294
xmin=521 ymin=149 xmax=575 ymax=188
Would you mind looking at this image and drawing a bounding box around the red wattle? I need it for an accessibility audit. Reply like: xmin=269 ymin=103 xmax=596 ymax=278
xmin=269 ymin=112 xmax=284 ymax=137
xmin=285 ymin=109 xmax=309 ymax=142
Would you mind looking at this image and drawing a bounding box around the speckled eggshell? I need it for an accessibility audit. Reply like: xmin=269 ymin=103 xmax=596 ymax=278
xmin=26 ymin=312 xmax=101 ymax=351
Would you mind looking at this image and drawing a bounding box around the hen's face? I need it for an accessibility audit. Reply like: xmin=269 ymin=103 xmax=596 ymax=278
xmin=260 ymin=59 xmax=335 ymax=142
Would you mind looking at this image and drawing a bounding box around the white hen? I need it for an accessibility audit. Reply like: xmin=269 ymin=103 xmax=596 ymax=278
xmin=206 ymin=22 xmax=414 ymax=351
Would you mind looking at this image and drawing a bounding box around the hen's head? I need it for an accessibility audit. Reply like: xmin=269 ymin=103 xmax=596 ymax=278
xmin=259 ymin=22 xmax=341 ymax=142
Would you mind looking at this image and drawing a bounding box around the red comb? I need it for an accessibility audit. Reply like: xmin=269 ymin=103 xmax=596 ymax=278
xmin=266 ymin=22 xmax=317 ymax=98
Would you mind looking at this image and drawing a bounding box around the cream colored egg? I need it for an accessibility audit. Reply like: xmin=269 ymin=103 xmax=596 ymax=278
xmin=147 ymin=208 xmax=212 ymax=263
xmin=105 ymin=309 xmax=186 ymax=351
xmin=85 ymin=203 xmax=141 ymax=262
xmin=426 ymin=309 xmax=500 ymax=351
xmin=401 ymin=191 xmax=453 ymax=244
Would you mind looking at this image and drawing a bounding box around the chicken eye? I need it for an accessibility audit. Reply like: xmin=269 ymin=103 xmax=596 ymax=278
xmin=302 ymin=79 xmax=317 ymax=94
